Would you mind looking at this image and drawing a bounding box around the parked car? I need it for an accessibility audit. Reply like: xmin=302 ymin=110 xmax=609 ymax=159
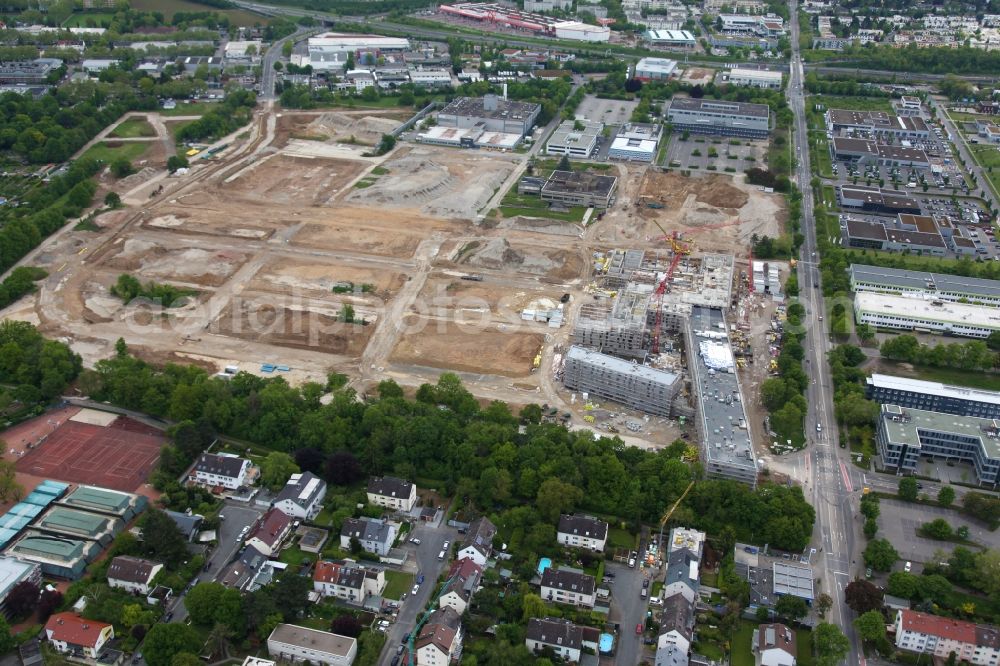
xmin=636 ymin=623 xmax=643 ymax=635
xmin=905 ymin=561 xmax=912 ymax=573
xmin=409 ymin=538 xmax=421 ymax=545
xmin=411 ymin=584 xmax=420 ymax=596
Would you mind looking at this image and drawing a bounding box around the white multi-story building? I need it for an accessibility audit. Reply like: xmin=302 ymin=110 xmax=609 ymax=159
xmin=45 ymin=613 xmax=114 ymax=658
xmin=415 ymin=607 xmax=462 ymax=666
xmin=666 ymin=98 xmax=770 ymax=138
xmin=267 ymin=624 xmax=357 ymax=666
xmin=727 ymin=68 xmax=782 ymax=89
xmin=313 ymin=560 xmax=386 ymax=604
xmin=307 ymin=32 xmax=410 ymax=56
xmin=635 ymin=57 xmax=678 ymax=80
xmin=540 ymin=568 xmax=596 ymax=608
xmin=367 ymin=476 xmax=417 ymax=512
xmin=107 ymin=556 xmax=163 ymax=595
xmin=557 ymin=514 xmax=608 ymax=551
xmin=645 ymin=30 xmax=697 ymax=49
xmin=192 ymin=453 xmax=250 ymax=490
xmin=894 ymin=609 xmax=1000 ymax=666
xmin=546 ymin=119 xmax=603 ymax=158
xmin=273 ymin=471 xmax=326 ymax=521
xmin=854 ymin=292 xmax=1000 ymax=339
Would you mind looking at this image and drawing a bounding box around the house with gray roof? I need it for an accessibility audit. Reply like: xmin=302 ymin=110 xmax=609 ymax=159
xmin=340 ymin=518 xmax=397 ymax=557
xmin=193 ymin=453 xmax=250 ymax=490
xmin=273 ymin=472 xmax=326 ymax=520
xmin=366 ymin=477 xmax=417 ymax=512
xmin=457 ymin=516 xmax=497 ymax=566
xmin=107 ymin=556 xmax=162 ymax=595
xmin=663 ymin=548 xmax=700 ymax=602
xmin=540 ymin=567 xmax=596 ymax=608
xmin=557 ymin=514 xmax=608 ymax=552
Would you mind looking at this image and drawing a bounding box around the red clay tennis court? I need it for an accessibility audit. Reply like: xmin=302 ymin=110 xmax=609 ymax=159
xmin=14 ymin=414 xmax=164 ymax=492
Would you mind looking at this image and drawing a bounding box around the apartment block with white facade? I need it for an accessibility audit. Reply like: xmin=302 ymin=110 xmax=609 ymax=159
xmin=894 ymin=609 xmax=1000 ymax=666
xmin=556 ymin=514 xmax=608 ymax=551
xmin=367 ymin=476 xmax=417 ymax=512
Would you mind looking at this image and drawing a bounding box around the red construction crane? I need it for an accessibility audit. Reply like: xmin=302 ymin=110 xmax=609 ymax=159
xmin=650 ymin=231 xmax=690 ymax=355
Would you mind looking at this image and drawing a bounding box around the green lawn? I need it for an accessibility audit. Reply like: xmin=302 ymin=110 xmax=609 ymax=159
xmin=167 ymin=119 xmax=198 ymax=143
xmin=795 ymin=628 xmax=814 ymax=666
xmin=693 ymin=640 xmax=725 ymax=661
xmin=130 ymin=0 xmax=266 ymax=24
xmin=111 ymin=118 xmax=156 ymax=139
xmin=731 ymin=622 xmax=756 ymax=666
xmin=813 ymin=132 xmax=835 ymax=178
xmin=970 ymin=144 xmax=1000 ymax=198
xmin=277 ymin=545 xmax=314 ymax=567
xmin=606 ymin=527 xmax=636 ymax=550
xmin=383 ymin=569 xmax=414 ymax=599
xmin=497 ymin=194 xmax=588 ymax=223
xmin=159 ymin=102 xmax=220 ymax=117
xmin=62 ymin=12 xmax=114 ymax=26
xmin=80 ymin=141 xmax=151 ymax=164
xmin=810 ymin=95 xmax=894 ymax=112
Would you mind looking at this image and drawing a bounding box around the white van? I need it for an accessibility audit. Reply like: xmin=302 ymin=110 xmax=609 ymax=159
xmin=438 ymin=550 xmax=446 ymax=560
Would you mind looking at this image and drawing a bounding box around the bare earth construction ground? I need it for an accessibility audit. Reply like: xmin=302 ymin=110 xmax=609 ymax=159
xmin=2 ymin=105 xmax=787 ymax=449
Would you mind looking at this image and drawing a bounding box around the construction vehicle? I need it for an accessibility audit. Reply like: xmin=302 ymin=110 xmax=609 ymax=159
xmin=656 ymin=480 xmax=696 ymax=555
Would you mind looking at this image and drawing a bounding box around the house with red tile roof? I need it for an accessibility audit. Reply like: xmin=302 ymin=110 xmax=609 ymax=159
xmin=245 ymin=508 xmax=292 ymax=557
xmin=44 ymin=613 xmax=114 ymax=658
xmin=415 ymin=607 xmax=462 ymax=666
xmin=894 ymin=609 xmax=1000 ymax=666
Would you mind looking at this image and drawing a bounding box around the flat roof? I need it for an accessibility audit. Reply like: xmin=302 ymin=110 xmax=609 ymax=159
xmin=669 ymin=97 xmax=770 ymax=118
xmin=884 ymin=229 xmax=944 ymax=247
xmin=610 ymin=136 xmax=657 ymax=153
xmin=268 ymin=624 xmax=357 ymax=657
xmin=855 ymin=292 xmax=1000 ymax=328
xmin=636 ymin=57 xmax=678 ymax=74
xmin=565 ymin=345 xmax=678 ymax=386
xmin=548 ymin=119 xmax=603 ymax=148
xmin=867 ymin=373 xmax=1000 ymax=406
xmin=0 ymin=556 xmax=36 ymax=596
xmin=730 ymin=68 xmax=782 ymax=81
xmin=846 ymin=220 xmax=888 ymax=241
xmin=850 ymin=264 xmax=1000 ymax=300
xmin=61 ymin=486 xmax=132 ymax=514
xmin=37 ymin=507 xmax=113 ymax=538
xmin=827 ymin=109 xmax=929 ymax=133
xmin=646 ymin=29 xmax=696 ymax=41
xmin=880 ymin=404 xmax=1000 ymax=460
xmin=542 ymin=170 xmax=618 ymax=198
xmin=439 ymin=95 xmax=540 ymax=122
xmin=8 ymin=533 xmax=88 ymax=563
xmin=772 ymin=561 xmax=814 ymax=600
xmin=688 ymin=307 xmax=756 ymax=473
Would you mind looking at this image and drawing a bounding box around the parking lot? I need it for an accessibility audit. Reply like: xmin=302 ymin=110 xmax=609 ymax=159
xmin=876 ymin=497 xmax=1000 ymax=568
xmin=664 ymin=134 xmax=766 ymax=171
xmin=574 ymin=95 xmax=638 ymax=127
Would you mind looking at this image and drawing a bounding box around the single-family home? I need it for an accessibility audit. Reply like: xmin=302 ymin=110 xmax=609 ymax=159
xmin=656 ymin=643 xmax=689 ymax=666
xmin=658 ymin=594 xmax=695 ymax=654
xmin=313 ymin=560 xmax=386 ymax=604
xmin=540 ymin=568 xmax=596 ymax=609
xmin=557 ymin=514 xmax=608 ymax=552
xmin=456 ymin=516 xmax=496 ymax=566
xmin=273 ymin=472 xmax=327 ymax=520
xmin=192 ymin=453 xmax=250 ymax=490
xmin=164 ymin=510 xmax=203 ymax=541
xmin=367 ymin=477 xmax=417 ymax=512
xmin=245 ymin=508 xmax=292 ymax=557
xmin=107 ymin=556 xmax=163 ymax=595
xmin=415 ymin=607 xmax=462 ymax=666
xmin=219 ymin=544 xmax=270 ymax=591
xmin=525 ymin=617 xmax=590 ymax=662
xmin=340 ymin=517 xmax=396 ymax=557
xmin=755 ymin=623 xmax=797 ymax=666
xmin=663 ymin=548 xmax=700 ymax=603
xmin=267 ymin=623 xmax=357 ymax=666
xmin=438 ymin=557 xmax=483 ymax=615
xmin=44 ymin=613 xmax=114 ymax=658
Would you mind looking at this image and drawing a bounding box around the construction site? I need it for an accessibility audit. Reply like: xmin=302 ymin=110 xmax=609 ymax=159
xmin=0 ymin=97 xmax=788 ymax=460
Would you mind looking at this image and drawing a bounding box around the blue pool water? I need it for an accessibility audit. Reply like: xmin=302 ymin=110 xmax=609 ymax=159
xmin=599 ymin=633 xmax=614 ymax=653
xmin=537 ymin=557 xmax=552 ymax=575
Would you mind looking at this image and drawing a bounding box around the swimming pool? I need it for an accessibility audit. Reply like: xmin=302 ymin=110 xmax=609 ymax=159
xmin=599 ymin=633 xmax=614 ymax=653
xmin=537 ymin=557 xmax=552 ymax=575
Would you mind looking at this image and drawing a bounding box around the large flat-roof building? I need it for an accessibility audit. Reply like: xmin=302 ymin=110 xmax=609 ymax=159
xmin=837 ymin=185 xmax=920 ymax=214
xmin=645 ymin=30 xmax=697 ymax=49
xmin=307 ymin=32 xmax=410 ymax=56
xmin=34 ymin=507 xmax=122 ymax=547
xmin=267 ymin=624 xmax=357 ymax=666
xmin=5 ymin=532 xmax=100 ymax=579
xmin=608 ymin=123 xmax=662 ymax=162
xmin=686 ymin=307 xmax=757 ymax=487
xmin=831 ymin=137 xmax=929 ymax=168
xmin=877 ymin=404 xmax=1000 ymax=488
xmin=726 ymin=68 xmax=782 ymax=89
xmin=666 ymin=98 xmax=770 ymax=138
xmin=866 ymin=374 xmax=1000 ymax=420
xmin=854 ymin=292 xmax=1000 ymax=338
xmin=437 ymin=94 xmax=541 ymax=139
xmin=634 ymin=57 xmax=679 ymax=80
xmin=825 ymin=109 xmax=931 ymax=140
xmin=0 ymin=556 xmax=41 ymax=619
xmin=58 ymin=486 xmax=147 ymax=522
xmin=546 ymin=119 xmax=603 ymax=158
xmin=541 ymin=170 xmax=618 ymax=209
xmin=562 ymin=345 xmax=681 ymax=417
xmin=850 ymin=264 xmax=1000 ymax=308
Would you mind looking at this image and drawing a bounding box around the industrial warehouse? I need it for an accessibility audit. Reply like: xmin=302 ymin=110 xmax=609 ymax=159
xmin=438 ymin=2 xmax=611 ymax=41
xmin=849 ymin=264 xmax=1000 ymax=307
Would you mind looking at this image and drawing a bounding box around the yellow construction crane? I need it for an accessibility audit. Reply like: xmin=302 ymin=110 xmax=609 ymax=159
xmin=657 ymin=480 xmax=696 ymax=553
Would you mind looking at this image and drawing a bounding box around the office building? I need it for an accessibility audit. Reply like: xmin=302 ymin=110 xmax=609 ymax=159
xmin=876 ymin=404 xmax=1000 ymax=488
xmin=562 ymin=345 xmax=681 ymax=417
xmin=645 ymin=29 xmax=697 ymax=48
xmin=849 ymin=264 xmax=1000 ymax=308
xmin=267 ymin=624 xmax=358 ymax=666
xmin=837 ymin=185 xmax=920 ymax=214
xmin=831 ymin=137 xmax=929 ymax=168
xmin=854 ymin=292 xmax=1000 ymax=338
xmin=546 ymin=119 xmax=603 ymax=158
xmin=667 ymin=98 xmax=770 ymax=138
xmin=437 ymin=95 xmax=541 ymax=139
xmin=0 ymin=557 xmax=41 ymax=619
xmin=541 ymin=170 xmax=618 ymax=209
xmin=307 ymin=32 xmax=410 ymax=56
xmin=726 ymin=68 xmax=782 ymax=89
xmin=825 ymin=109 xmax=930 ymax=140
xmin=608 ymin=123 xmax=662 ymax=162
xmin=635 ymin=57 xmax=679 ymax=80
xmin=866 ymin=374 xmax=1000 ymax=419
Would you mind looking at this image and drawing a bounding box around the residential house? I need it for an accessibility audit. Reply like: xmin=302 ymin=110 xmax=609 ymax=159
xmin=415 ymin=607 xmax=462 ymax=666
xmin=44 ymin=613 xmax=114 ymax=658
xmin=219 ymin=544 xmax=270 ymax=591
xmin=540 ymin=568 xmax=596 ymax=608
xmin=525 ymin=617 xmax=587 ymax=662
xmin=313 ymin=560 xmax=386 ymax=604
xmin=273 ymin=472 xmax=327 ymax=520
xmin=456 ymin=516 xmax=497 ymax=566
xmin=192 ymin=453 xmax=250 ymax=490
xmin=439 ymin=558 xmax=483 ymax=615
xmin=340 ymin=517 xmax=397 ymax=557
xmin=245 ymin=508 xmax=292 ymax=557
xmin=557 ymin=514 xmax=608 ymax=552
xmin=164 ymin=510 xmax=203 ymax=541
xmin=893 ymin=609 xmax=1000 ymax=666
xmin=656 ymin=643 xmax=689 ymax=666
xmin=663 ymin=548 xmax=700 ymax=603
xmin=657 ymin=594 xmax=695 ymax=653
xmin=755 ymin=623 xmax=797 ymax=666
xmin=107 ymin=556 xmax=163 ymax=595
xmin=367 ymin=477 xmax=417 ymax=512
xmin=267 ymin=624 xmax=357 ymax=666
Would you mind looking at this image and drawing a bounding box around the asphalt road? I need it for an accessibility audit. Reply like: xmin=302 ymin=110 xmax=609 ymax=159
xmin=927 ymin=95 xmax=1000 ymax=213
xmin=261 ymin=28 xmax=317 ymax=100
xmin=378 ymin=522 xmax=459 ymax=666
xmin=606 ymin=560 xmax=648 ymax=666
xmin=788 ymin=5 xmax=864 ymax=665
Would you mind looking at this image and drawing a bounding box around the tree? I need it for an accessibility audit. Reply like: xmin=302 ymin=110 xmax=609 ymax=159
xmin=0 ymin=458 xmax=23 ymax=503
xmin=854 ymin=609 xmax=887 ymax=643
xmin=774 ymin=594 xmax=808 ymax=620
xmin=270 ymin=574 xmax=311 ymax=621
xmin=864 ymin=517 xmax=878 ymax=539
xmin=340 ymin=303 xmax=355 ymax=324
xmin=921 ymin=518 xmax=953 ymax=540
xmin=0 ymin=616 xmax=14 ymax=654
xmin=5 ymin=580 xmax=39 ymax=620
xmin=294 ymin=447 xmax=325 ymax=474
xmin=816 ymin=593 xmax=833 ymax=618
xmin=206 ymin=622 xmax=234 ymax=659
xmin=185 ymin=582 xmax=224 ymax=626
xmin=521 ymin=592 xmax=548 ymax=621
xmin=557 ymin=154 xmax=571 ymax=172
xmin=938 ymin=485 xmax=956 ymax=507
xmin=325 ymin=450 xmax=362 ymax=486
xmin=37 ymin=589 xmax=62 ymax=621
xmin=864 ymin=538 xmax=899 ymax=572
xmin=260 ymin=451 xmax=299 ymax=490
xmin=349 ymin=535 xmax=362 ymax=555
xmin=535 ymin=477 xmax=583 ymax=523
xmin=887 ymin=571 xmax=920 ymax=600
xmin=167 ymin=155 xmax=189 ymax=173
xmin=104 ymin=192 xmax=122 ymax=208
xmin=139 ymin=508 xmax=189 ymax=567
xmin=974 ymin=549 xmax=1000 ymax=599
xmin=143 ymin=623 xmax=202 ymax=666
xmin=844 ymin=580 xmax=883 ymax=614
xmin=171 ymin=654 xmax=203 ymax=666
xmin=813 ymin=622 xmax=850 ymax=666
xmin=110 ymin=158 xmax=134 ymax=178
xmin=330 ymin=615 xmax=363 ymax=637
xmin=898 ymin=476 xmax=919 ymax=501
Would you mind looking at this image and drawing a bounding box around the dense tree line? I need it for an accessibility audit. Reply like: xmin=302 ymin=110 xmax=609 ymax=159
xmin=760 ymin=302 xmax=809 ymax=448
xmin=77 ymin=340 xmax=814 ymax=550
xmin=110 ymin=274 xmax=195 ymax=308
xmin=828 ymin=345 xmax=879 ymax=457
xmin=175 ymin=88 xmax=257 ymax=143
xmin=880 ymin=334 xmax=998 ymax=371
xmin=0 ymin=317 xmax=81 ymax=402
xmin=831 ymin=43 xmax=1000 ymax=75
xmin=0 ymin=266 xmax=47 ymax=311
